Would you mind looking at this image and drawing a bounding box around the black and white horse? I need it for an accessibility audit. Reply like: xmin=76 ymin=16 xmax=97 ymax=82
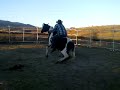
xmin=41 ymin=23 xmax=75 ymax=62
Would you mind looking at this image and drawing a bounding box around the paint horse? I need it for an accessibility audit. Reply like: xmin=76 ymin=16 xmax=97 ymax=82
xmin=41 ymin=23 xmax=75 ymax=62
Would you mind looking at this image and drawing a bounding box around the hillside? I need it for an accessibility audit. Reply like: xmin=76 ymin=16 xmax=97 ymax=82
xmin=0 ymin=20 xmax=35 ymax=28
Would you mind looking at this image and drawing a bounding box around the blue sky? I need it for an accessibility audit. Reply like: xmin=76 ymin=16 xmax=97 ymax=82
xmin=0 ymin=0 xmax=120 ymax=28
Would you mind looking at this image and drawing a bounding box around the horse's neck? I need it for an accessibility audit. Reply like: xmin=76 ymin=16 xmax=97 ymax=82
xmin=49 ymin=26 xmax=53 ymax=31
xmin=48 ymin=26 xmax=54 ymax=45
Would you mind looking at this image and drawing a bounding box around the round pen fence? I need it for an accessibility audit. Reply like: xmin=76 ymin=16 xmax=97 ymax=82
xmin=68 ymin=29 xmax=120 ymax=51
xmin=0 ymin=27 xmax=120 ymax=51
xmin=0 ymin=27 xmax=48 ymax=44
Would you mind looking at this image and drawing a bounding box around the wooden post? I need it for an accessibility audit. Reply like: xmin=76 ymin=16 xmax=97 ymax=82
xmin=36 ymin=27 xmax=38 ymax=42
xmin=76 ymin=30 xmax=78 ymax=46
xmin=89 ymin=29 xmax=92 ymax=48
xmin=8 ymin=26 xmax=10 ymax=43
xmin=112 ymin=30 xmax=115 ymax=51
xmin=23 ymin=28 xmax=24 ymax=42
xmin=99 ymin=30 xmax=102 ymax=47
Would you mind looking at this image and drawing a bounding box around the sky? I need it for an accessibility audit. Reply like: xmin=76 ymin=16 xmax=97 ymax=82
xmin=0 ymin=0 xmax=120 ymax=28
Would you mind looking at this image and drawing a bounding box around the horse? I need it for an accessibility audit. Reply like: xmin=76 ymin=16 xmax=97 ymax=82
xmin=41 ymin=23 xmax=75 ymax=62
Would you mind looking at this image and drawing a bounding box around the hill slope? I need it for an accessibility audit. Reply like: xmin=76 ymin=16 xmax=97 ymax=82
xmin=0 ymin=20 xmax=35 ymax=28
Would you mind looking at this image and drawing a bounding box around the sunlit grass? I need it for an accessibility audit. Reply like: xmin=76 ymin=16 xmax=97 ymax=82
xmin=68 ymin=30 xmax=120 ymax=40
xmin=0 ymin=44 xmax=45 ymax=50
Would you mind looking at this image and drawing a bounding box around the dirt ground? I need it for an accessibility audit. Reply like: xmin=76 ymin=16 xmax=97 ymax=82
xmin=0 ymin=44 xmax=120 ymax=90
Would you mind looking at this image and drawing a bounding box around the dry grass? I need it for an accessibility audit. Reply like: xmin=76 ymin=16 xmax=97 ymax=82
xmin=68 ymin=30 xmax=120 ymax=40
xmin=0 ymin=44 xmax=45 ymax=50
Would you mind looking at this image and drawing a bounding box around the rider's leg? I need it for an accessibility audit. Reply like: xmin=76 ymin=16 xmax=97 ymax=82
xmin=51 ymin=35 xmax=58 ymax=52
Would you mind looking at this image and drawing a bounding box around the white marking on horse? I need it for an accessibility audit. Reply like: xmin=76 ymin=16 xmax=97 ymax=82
xmin=48 ymin=26 xmax=53 ymax=46
xmin=58 ymin=38 xmax=71 ymax=62
xmin=48 ymin=33 xmax=53 ymax=46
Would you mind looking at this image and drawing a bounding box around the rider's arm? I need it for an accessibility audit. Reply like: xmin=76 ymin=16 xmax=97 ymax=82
xmin=52 ymin=24 xmax=58 ymax=32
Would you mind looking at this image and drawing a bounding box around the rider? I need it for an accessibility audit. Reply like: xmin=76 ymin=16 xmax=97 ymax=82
xmin=51 ymin=19 xmax=67 ymax=51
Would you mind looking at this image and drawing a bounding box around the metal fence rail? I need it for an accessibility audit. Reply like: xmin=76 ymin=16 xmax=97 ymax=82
xmin=69 ymin=29 xmax=120 ymax=51
xmin=0 ymin=27 xmax=48 ymax=44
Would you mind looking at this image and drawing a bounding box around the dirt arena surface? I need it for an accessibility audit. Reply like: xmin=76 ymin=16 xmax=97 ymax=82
xmin=0 ymin=44 xmax=120 ymax=90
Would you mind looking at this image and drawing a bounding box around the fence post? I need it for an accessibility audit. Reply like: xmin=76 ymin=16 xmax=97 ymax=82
xmin=76 ymin=30 xmax=78 ymax=46
xmin=89 ymin=29 xmax=92 ymax=48
xmin=36 ymin=27 xmax=38 ymax=42
xmin=112 ymin=30 xmax=115 ymax=51
xmin=23 ymin=28 xmax=24 ymax=42
xmin=99 ymin=30 xmax=102 ymax=47
xmin=8 ymin=26 xmax=11 ymax=43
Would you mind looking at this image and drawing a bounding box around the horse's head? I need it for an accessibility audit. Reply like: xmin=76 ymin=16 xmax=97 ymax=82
xmin=41 ymin=23 xmax=54 ymax=46
xmin=41 ymin=23 xmax=50 ymax=33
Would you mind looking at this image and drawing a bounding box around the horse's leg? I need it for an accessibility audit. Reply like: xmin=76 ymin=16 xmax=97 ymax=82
xmin=66 ymin=40 xmax=75 ymax=58
xmin=58 ymin=51 xmax=64 ymax=57
xmin=72 ymin=46 xmax=76 ymax=57
xmin=58 ymin=47 xmax=69 ymax=62
xmin=46 ymin=46 xmax=49 ymax=57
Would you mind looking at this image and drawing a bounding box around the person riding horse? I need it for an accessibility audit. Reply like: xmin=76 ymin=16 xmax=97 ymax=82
xmin=41 ymin=22 xmax=75 ymax=62
xmin=51 ymin=19 xmax=67 ymax=52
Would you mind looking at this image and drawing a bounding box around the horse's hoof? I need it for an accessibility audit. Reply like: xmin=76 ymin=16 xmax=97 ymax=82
xmin=55 ymin=60 xmax=63 ymax=64
xmin=46 ymin=55 xmax=48 ymax=58
xmin=55 ymin=61 xmax=60 ymax=64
